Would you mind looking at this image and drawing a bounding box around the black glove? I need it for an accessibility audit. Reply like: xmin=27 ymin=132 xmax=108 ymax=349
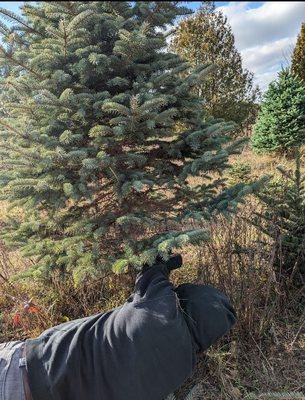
xmin=156 ymin=254 xmax=182 ymax=272
xmin=141 ymin=253 xmax=182 ymax=275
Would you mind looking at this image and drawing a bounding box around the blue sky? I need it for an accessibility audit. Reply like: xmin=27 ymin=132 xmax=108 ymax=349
xmin=0 ymin=1 xmax=21 ymax=13
xmin=0 ymin=1 xmax=304 ymax=91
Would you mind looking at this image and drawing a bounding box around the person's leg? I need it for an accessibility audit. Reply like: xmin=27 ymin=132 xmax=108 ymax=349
xmin=0 ymin=341 xmax=25 ymax=400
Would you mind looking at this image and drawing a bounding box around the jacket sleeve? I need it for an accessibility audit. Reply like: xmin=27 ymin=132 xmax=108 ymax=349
xmin=103 ymin=255 xmax=196 ymax=400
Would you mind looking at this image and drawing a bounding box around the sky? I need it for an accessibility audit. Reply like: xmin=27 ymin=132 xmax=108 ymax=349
xmin=0 ymin=1 xmax=304 ymax=92
xmin=215 ymin=2 xmax=305 ymax=91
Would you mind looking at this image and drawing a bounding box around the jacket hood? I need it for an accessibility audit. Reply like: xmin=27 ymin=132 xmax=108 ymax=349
xmin=175 ymin=283 xmax=237 ymax=352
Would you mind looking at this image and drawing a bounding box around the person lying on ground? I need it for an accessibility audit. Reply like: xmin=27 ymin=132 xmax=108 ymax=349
xmin=0 ymin=254 xmax=236 ymax=400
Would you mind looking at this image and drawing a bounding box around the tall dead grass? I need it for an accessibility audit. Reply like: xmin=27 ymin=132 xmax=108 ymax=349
xmin=183 ymin=208 xmax=279 ymax=340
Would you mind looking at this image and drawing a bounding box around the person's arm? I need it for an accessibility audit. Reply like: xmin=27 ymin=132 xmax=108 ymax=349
xmin=128 ymin=254 xmax=182 ymax=305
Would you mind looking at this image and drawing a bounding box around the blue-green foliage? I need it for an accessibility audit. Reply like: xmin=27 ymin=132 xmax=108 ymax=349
xmin=0 ymin=2 xmax=253 ymax=280
xmin=251 ymin=70 xmax=305 ymax=154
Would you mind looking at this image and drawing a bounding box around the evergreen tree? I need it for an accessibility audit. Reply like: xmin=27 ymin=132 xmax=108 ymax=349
xmin=292 ymin=22 xmax=305 ymax=82
xmin=251 ymin=70 xmax=305 ymax=154
xmin=0 ymin=2 xmax=252 ymax=281
xmin=171 ymin=2 xmax=260 ymax=132
xmin=253 ymin=149 xmax=305 ymax=289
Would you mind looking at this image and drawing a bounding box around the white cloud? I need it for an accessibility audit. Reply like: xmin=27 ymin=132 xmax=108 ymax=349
xmin=241 ymin=36 xmax=295 ymax=90
xmin=217 ymin=2 xmax=305 ymax=91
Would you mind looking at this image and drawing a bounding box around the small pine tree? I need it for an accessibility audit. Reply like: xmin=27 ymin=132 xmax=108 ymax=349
xmin=292 ymin=22 xmax=305 ymax=82
xmin=0 ymin=2 xmax=254 ymax=280
xmin=171 ymin=2 xmax=260 ymax=131
xmin=253 ymin=149 xmax=305 ymax=289
xmin=226 ymin=162 xmax=252 ymax=186
xmin=251 ymin=70 xmax=305 ymax=154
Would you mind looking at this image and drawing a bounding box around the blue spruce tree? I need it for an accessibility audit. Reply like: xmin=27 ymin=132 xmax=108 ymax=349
xmin=0 ymin=2 xmax=254 ymax=281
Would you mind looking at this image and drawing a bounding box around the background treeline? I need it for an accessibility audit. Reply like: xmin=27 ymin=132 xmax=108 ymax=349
xmin=0 ymin=2 xmax=304 ymax=399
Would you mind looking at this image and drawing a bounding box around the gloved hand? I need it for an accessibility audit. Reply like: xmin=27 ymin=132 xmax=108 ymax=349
xmin=156 ymin=254 xmax=182 ymax=272
xmin=140 ymin=253 xmax=182 ymax=275
xmin=166 ymin=254 xmax=182 ymax=271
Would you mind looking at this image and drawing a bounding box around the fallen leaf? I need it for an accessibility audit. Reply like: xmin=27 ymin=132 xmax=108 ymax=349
xmin=12 ymin=313 xmax=20 ymax=327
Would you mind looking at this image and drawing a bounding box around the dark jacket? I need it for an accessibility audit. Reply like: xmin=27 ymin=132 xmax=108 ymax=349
xmin=25 ymin=260 xmax=236 ymax=400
